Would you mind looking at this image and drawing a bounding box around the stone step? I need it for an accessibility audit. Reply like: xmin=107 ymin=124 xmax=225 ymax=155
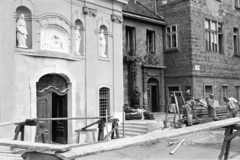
xmin=118 ymin=122 xmax=148 ymax=137
xmin=118 ymin=127 xmax=148 ymax=134
xmin=118 ymin=131 xmax=142 ymax=137
xmin=120 ymin=122 xmax=147 ymax=127
xmin=118 ymin=124 xmax=148 ymax=131
xmin=0 ymin=153 xmax=23 ymax=160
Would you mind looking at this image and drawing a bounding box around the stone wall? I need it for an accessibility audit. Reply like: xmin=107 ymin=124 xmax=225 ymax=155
xmin=123 ymin=17 xmax=165 ymax=110
xmin=158 ymin=0 xmax=240 ymax=103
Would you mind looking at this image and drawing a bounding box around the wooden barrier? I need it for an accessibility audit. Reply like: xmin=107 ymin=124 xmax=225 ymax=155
xmin=0 ymin=139 xmax=71 ymax=152
xmin=0 ymin=118 xmax=240 ymax=159
xmin=56 ymin=118 xmax=240 ymax=160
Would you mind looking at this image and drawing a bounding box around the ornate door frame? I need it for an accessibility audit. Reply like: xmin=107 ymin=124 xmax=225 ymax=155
xmin=29 ymin=65 xmax=76 ymax=143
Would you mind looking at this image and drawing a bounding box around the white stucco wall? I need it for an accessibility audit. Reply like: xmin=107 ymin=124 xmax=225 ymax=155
xmin=0 ymin=0 xmax=127 ymax=143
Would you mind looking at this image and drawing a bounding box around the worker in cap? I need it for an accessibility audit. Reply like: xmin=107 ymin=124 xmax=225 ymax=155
xmin=206 ymin=93 xmax=219 ymax=121
xmin=223 ymin=96 xmax=239 ymax=118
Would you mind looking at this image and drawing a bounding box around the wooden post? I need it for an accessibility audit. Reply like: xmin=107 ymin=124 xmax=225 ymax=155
xmin=123 ymin=111 xmax=125 ymax=137
xmin=105 ymin=109 xmax=109 ymax=141
xmin=170 ymin=139 xmax=185 ymax=155
xmin=219 ymin=126 xmax=233 ymax=160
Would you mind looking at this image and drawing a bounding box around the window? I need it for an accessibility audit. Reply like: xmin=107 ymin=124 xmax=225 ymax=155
xmin=147 ymin=30 xmax=155 ymax=53
xmin=221 ymin=86 xmax=228 ymax=104
xmin=204 ymin=85 xmax=212 ymax=98
xmin=166 ymin=25 xmax=178 ymax=49
xmin=126 ymin=26 xmax=136 ymax=55
xmin=236 ymin=0 xmax=240 ymax=8
xmin=234 ymin=28 xmax=239 ymax=55
xmin=236 ymin=86 xmax=240 ymax=101
xmin=99 ymin=87 xmax=110 ymax=116
xmin=205 ymin=19 xmax=223 ymax=53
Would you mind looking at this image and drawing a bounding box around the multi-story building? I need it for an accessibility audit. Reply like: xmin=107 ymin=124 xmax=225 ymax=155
xmin=0 ymin=0 xmax=127 ymax=143
xmin=148 ymin=0 xmax=240 ymax=106
xmin=122 ymin=0 xmax=166 ymax=112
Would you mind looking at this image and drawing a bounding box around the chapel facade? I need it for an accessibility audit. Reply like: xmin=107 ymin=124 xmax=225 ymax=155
xmin=0 ymin=0 xmax=127 ymax=143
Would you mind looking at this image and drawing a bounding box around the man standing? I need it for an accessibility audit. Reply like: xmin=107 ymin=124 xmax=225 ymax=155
xmin=206 ymin=94 xmax=219 ymax=121
xmin=182 ymin=99 xmax=196 ymax=126
xmin=223 ymin=97 xmax=239 ymax=118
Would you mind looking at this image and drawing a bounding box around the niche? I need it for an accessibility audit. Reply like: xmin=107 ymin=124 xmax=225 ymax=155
xmin=74 ymin=19 xmax=84 ymax=55
xmin=99 ymin=25 xmax=108 ymax=58
xmin=16 ymin=6 xmax=32 ymax=49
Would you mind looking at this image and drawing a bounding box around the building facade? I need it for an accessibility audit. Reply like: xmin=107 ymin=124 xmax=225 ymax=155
xmin=156 ymin=0 xmax=240 ymax=106
xmin=0 ymin=0 xmax=127 ymax=143
xmin=123 ymin=0 xmax=166 ymax=112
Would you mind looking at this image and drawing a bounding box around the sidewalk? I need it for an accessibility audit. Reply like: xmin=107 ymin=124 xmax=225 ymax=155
xmin=56 ymin=117 xmax=240 ymax=160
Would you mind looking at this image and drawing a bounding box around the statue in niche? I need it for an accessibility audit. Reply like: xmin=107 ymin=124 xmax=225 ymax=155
xmin=134 ymin=87 xmax=141 ymax=108
xmin=132 ymin=62 xmax=138 ymax=80
xmin=99 ymin=29 xmax=107 ymax=58
xmin=51 ymin=35 xmax=63 ymax=50
xmin=75 ymin=26 xmax=81 ymax=55
xmin=16 ymin=14 xmax=28 ymax=48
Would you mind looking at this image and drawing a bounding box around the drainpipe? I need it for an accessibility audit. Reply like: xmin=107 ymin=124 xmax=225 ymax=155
xmin=154 ymin=0 xmax=158 ymax=15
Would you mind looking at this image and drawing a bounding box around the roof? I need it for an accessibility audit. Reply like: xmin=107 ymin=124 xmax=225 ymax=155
xmin=123 ymin=0 xmax=165 ymax=24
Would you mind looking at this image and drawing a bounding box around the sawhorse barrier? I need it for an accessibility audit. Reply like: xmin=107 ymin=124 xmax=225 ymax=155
xmin=75 ymin=118 xmax=120 ymax=143
xmin=219 ymin=124 xmax=240 ymax=160
xmin=13 ymin=120 xmax=48 ymax=143
xmin=2 ymin=118 xmax=240 ymax=159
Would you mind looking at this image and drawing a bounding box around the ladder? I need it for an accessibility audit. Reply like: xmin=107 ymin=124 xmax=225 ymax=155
xmin=164 ymin=91 xmax=185 ymax=126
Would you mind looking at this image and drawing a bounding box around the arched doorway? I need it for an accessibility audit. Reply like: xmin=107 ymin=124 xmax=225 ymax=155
xmin=36 ymin=74 xmax=68 ymax=144
xmin=147 ymin=78 xmax=159 ymax=112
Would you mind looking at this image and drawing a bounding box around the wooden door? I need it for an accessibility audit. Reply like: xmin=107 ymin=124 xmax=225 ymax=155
xmin=151 ymin=86 xmax=158 ymax=112
xmin=52 ymin=92 xmax=68 ymax=144
xmin=147 ymin=85 xmax=159 ymax=112
xmin=37 ymin=92 xmax=52 ymax=143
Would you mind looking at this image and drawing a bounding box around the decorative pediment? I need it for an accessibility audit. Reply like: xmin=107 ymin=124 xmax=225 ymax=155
xmin=38 ymin=15 xmax=71 ymax=34
xmin=123 ymin=55 xmax=141 ymax=63
xmin=83 ymin=6 xmax=97 ymax=17
xmin=143 ymin=54 xmax=159 ymax=65
xmin=41 ymin=26 xmax=69 ymax=53
xmin=111 ymin=14 xmax=123 ymax=23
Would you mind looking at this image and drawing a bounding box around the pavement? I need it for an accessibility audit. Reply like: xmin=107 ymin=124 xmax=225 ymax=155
xmin=1 ymin=112 xmax=240 ymax=160
xmin=56 ymin=114 xmax=240 ymax=160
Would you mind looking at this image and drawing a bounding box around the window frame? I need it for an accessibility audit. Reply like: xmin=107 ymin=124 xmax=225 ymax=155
xmin=125 ymin=26 xmax=136 ymax=55
xmin=165 ymin=24 xmax=178 ymax=50
xmin=205 ymin=19 xmax=223 ymax=53
xmin=221 ymin=85 xmax=228 ymax=105
xmin=236 ymin=86 xmax=240 ymax=101
xmin=236 ymin=0 xmax=240 ymax=8
xmin=99 ymin=87 xmax=110 ymax=116
xmin=233 ymin=27 xmax=239 ymax=56
xmin=146 ymin=30 xmax=156 ymax=54
xmin=204 ymin=85 xmax=213 ymax=98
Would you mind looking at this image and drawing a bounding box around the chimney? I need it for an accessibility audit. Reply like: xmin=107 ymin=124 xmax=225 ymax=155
xmin=134 ymin=0 xmax=137 ymax=3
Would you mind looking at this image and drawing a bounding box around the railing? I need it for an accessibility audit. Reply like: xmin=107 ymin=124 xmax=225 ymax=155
xmin=0 ymin=111 xmax=120 ymax=144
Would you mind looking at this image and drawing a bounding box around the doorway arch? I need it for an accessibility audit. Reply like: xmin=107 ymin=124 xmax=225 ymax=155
xmin=29 ymin=65 xmax=76 ymax=143
xmin=147 ymin=78 xmax=159 ymax=112
xmin=37 ymin=74 xmax=68 ymax=144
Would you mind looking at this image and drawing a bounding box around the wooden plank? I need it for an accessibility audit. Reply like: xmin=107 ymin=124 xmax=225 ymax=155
xmin=0 ymin=139 xmax=71 ymax=152
xmin=56 ymin=118 xmax=240 ymax=160
xmin=36 ymin=116 xmax=112 ymax=121
xmin=0 ymin=120 xmax=27 ymax=127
